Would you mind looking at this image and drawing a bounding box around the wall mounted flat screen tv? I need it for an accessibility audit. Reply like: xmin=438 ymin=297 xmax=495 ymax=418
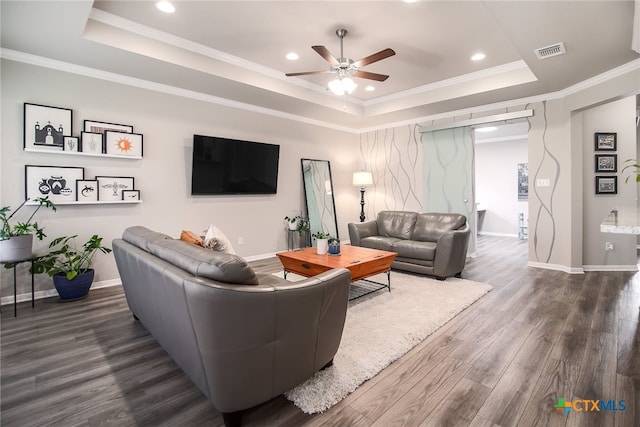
xmin=191 ymin=134 xmax=280 ymax=195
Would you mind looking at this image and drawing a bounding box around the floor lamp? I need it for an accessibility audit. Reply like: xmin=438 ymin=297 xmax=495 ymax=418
xmin=353 ymin=171 xmax=373 ymax=222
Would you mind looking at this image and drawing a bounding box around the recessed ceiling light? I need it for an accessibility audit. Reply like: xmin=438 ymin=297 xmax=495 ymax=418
xmin=475 ymin=126 xmax=497 ymax=133
xmin=286 ymin=52 xmax=299 ymax=61
xmin=471 ymin=53 xmax=486 ymax=61
xmin=156 ymin=1 xmax=175 ymax=13
xmin=365 ymin=85 xmax=375 ymax=92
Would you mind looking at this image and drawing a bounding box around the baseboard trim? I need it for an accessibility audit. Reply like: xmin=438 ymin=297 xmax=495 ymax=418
xmin=582 ymin=264 xmax=639 ymax=272
xmin=244 ymin=252 xmax=278 ymax=262
xmin=0 ymin=278 xmax=122 ymax=306
xmin=478 ymin=231 xmax=520 ymax=238
xmin=528 ymin=261 xmax=585 ymax=274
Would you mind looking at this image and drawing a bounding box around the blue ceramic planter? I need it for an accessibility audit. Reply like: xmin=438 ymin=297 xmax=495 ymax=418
xmin=52 ymin=269 xmax=95 ymax=301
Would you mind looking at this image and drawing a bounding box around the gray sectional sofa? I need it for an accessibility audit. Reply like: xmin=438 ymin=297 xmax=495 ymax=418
xmin=348 ymin=211 xmax=470 ymax=280
xmin=113 ymin=226 xmax=351 ymax=426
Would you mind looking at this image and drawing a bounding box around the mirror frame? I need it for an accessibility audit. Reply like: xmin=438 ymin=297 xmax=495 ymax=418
xmin=301 ymin=158 xmax=339 ymax=240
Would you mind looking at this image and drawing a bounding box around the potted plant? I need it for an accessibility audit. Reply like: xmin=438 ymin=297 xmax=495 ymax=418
xmin=0 ymin=196 xmax=56 ymax=264
xmin=284 ymin=215 xmax=310 ymax=233
xmin=284 ymin=215 xmax=301 ymax=230
xmin=312 ymin=231 xmax=331 ymax=255
xmin=33 ymin=234 xmax=112 ymax=301
xmin=328 ymin=237 xmax=341 ymax=255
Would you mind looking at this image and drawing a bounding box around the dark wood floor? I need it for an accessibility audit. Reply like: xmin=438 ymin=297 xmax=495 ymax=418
xmin=1 ymin=235 xmax=638 ymax=426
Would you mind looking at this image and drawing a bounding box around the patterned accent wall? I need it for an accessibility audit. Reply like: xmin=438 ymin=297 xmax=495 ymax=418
xmin=358 ymin=125 xmax=424 ymax=216
xmin=528 ymin=101 xmax=559 ymax=263
xmin=360 ymin=123 xmax=476 ymax=254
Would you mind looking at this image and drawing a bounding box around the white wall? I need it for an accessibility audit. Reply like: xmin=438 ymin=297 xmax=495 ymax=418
xmin=475 ymin=138 xmax=528 ymax=237
xmin=0 ymin=59 xmax=360 ymax=297
xmin=581 ymin=96 xmax=637 ymax=269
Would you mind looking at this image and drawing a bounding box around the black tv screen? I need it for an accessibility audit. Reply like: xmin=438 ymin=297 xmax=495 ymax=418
xmin=191 ymin=135 xmax=280 ymax=195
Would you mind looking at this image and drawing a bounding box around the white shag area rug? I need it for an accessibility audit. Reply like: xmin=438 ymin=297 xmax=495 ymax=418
xmin=275 ymin=271 xmax=493 ymax=414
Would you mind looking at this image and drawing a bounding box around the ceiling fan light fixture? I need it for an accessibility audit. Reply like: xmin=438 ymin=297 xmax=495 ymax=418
xmin=328 ymin=77 xmax=357 ymax=96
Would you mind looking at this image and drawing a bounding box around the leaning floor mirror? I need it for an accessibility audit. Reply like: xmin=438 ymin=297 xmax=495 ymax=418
xmin=301 ymin=158 xmax=339 ymax=240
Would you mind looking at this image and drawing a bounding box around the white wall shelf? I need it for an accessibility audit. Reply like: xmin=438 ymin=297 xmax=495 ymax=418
xmin=25 ymin=200 xmax=142 ymax=206
xmin=24 ymin=147 xmax=142 ymax=160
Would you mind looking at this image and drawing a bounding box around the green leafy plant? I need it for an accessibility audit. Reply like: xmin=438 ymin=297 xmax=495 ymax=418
xmin=33 ymin=234 xmax=112 ymax=280
xmin=0 ymin=197 xmax=56 ymax=240
xmin=284 ymin=215 xmax=310 ymax=233
xmin=622 ymin=159 xmax=640 ymax=183
xmin=312 ymin=231 xmax=331 ymax=240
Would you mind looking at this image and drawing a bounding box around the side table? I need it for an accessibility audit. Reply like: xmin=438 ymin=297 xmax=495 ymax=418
xmin=1 ymin=258 xmax=35 ymax=317
xmin=287 ymin=229 xmax=310 ymax=250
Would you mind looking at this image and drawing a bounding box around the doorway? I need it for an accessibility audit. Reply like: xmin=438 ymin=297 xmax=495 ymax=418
xmin=474 ymin=122 xmax=529 ymax=248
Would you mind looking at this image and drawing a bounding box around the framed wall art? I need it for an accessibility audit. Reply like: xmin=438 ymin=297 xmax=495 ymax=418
xmin=24 ymin=103 xmax=72 ymax=151
xmin=76 ymin=180 xmax=98 ymax=202
xmin=63 ymin=136 xmax=79 ymax=153
xmin=122 ymin=190 xmax=140 ymax=201
xmin=96 ymin=176 xmax=135 ymax=201
xmin=80 ymin=132 xmax=104 ymax=154
xmin=84 ymin=120 xmax=133 ymax=134
xmin=595 ymin=154 xmax=617 ymax=173
xmin=25 ymin=165 xmax=84 ymax=203
xmin=595 ymin=176 xmax=617 ymax=195
xmin=517 ymin=163 xmax=528 ymax=201
xmin=594 ymin=132 xmax=617 ymax=151
xmin=105 ymin=131 xmax=143 ymax=157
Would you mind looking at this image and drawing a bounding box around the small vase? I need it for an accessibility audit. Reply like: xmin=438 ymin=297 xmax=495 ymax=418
xmin=328 ymin=241 xmax=341 ymax=255
xmin=288 ymin=220 xmax=299 ymax=231
xmin=316 ymin=238 xmax=329 ymax=255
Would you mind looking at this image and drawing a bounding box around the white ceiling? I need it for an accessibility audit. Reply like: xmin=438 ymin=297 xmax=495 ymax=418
xmin=1 ymin=1 xmax=639 ymax=131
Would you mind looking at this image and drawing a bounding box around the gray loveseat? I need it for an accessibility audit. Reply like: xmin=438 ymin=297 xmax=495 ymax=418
xmin=348 ymin=211 xmax=470 ymax=280
xmin=113 ymin=226 xmax=351 ymax=426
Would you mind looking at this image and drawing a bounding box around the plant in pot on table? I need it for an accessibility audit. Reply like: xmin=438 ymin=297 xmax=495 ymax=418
xmin=312 ymin=231 xmax=331 ymax=255
xmin=0 ymin=197 xmax=56 ymax=264
xmin=284 ymin=215 xmax=310 ymax=233
xmin=32 ymin=234 xmax=112 ymax=301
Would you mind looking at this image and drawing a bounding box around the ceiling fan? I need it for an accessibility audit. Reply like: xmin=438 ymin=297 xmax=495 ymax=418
xmin=286 ymin=29 xmax=395 ymax=95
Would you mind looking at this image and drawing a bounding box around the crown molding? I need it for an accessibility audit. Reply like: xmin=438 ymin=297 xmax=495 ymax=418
xmin=0 ymin=48 xmax=357 ymax=133
xmin=2 ymin=48 xmax=638 ymax=135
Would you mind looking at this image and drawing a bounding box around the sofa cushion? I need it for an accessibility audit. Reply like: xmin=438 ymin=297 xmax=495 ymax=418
xmin=377 ymin=211 xmax=417 ymax=239
xmin=203 ymin=225 xmax=236 ymax=254
xmin=359 ymin=236 xmax=401 ymax=252
xmin=412 ymin=213 xmax=466 ymax=242
xmin=123 ymin=226 xmax=173 ymax=251
xmin=180 ymin=230 xmax=204 ymax=246
xmin=392 ymin=240 xmax=436 ymax=261
xmin=148 ymin=239 xmax=258 ymax=285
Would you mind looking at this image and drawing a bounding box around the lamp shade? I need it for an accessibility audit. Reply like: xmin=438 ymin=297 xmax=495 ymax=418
xmin=352 ymin=171 xmax=373 ymax=187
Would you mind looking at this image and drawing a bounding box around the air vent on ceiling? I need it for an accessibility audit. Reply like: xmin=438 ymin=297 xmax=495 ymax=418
xmin=534 ymin=42 xmax=566 ymax=60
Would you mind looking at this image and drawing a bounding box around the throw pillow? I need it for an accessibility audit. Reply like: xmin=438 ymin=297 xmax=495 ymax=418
xmin=203 ymin=225 xmax=236 ymax=254
xmin=180 ymin=230 xmax=203 ymax=247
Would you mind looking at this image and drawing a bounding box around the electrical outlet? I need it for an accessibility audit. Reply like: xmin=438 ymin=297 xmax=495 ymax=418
xmin=238 ymin=237 xmax=244 ymax=245
xmin=605 ymin=242 xmax=614 ymax=252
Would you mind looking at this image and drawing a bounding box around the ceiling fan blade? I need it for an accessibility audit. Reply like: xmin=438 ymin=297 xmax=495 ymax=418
xmin=285 ymin=70 xmax=333 ymax=77
xmin=312 ymin=45 xmax=340 ymax=66
xmin=353 ymin=70 xmax=389 ymax=82
xmin=353 ymin=48 xmax=396 ymax=68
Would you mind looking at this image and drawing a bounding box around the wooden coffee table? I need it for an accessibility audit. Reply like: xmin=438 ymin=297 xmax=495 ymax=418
xmin=277 ymin=245 xmax=397 ymax=299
